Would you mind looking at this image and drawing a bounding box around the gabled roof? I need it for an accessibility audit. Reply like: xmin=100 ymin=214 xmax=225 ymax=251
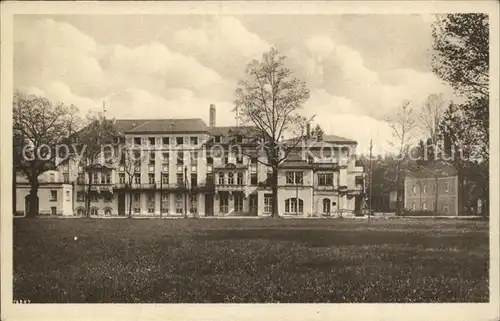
xmin=210 ymin=126 xmax=259 ymax=136
xmin=284 ymin=134 xmax=357 ymax=146
xmin=406 ymin=162 xmax=458 ymax=179
xmin=115 ymin=118 xmax=208 ymax=134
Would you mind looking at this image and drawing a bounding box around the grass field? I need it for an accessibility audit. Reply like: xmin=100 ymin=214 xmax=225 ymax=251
xmin=13 ymin=218 xmax=489 ymax=303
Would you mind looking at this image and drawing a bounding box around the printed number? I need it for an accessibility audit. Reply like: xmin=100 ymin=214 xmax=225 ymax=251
xmin=13 ymin=299 xmax=31 ymax=304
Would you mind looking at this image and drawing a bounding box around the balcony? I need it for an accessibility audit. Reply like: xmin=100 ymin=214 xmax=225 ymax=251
xmin=215 ymin=184 xmax=246 ymax=192
xmin=114 ymin=183 xmax=157 ymax=190
xmin=315 ymin=185 xmax=335 ymax=191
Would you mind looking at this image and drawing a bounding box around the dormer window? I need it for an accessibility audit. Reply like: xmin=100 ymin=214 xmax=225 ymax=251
xmin=215 ymin=135 xmax=221 ymax=143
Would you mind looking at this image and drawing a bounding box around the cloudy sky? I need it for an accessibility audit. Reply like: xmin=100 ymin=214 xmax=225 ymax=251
xmin=14 ymin=14 xmax=454 ymax=154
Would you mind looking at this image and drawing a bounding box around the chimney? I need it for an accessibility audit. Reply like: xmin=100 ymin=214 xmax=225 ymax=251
xmin=306 ymin=123 xmax=311 ymax=137
xmin=209 ymin=104 xmax=216 ymax=128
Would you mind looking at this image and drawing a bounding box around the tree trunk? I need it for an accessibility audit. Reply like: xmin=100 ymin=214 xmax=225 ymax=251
xmin=26 ymin=181 xmax=39 ymax=218
xmin=271 ymin=167 xmax=279 ymax=218
xmin=128 ymin=185 xmax=133 ymax=218
xmin=86 ymin=172 xmax=92 ymax=217
xmin=434 ymin=175 xmax=439 ymax=217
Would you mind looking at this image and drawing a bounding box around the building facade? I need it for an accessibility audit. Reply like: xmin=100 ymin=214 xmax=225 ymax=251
xmin=404 ymin=165 xmax=459 ymax=216
xmin=15 ymin=106 xmax=365 ymax=217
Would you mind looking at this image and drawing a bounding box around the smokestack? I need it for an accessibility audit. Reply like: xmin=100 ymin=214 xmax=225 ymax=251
xmin=306 ymin=123 xmax=311 ymax=137
xmin=209 ymin=104 xmax=216 ymax=128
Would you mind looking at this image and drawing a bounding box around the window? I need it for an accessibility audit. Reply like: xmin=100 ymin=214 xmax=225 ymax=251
xmin=51 ymin=207 xmax=57 ymax=215
xmin=134 ymin=193 xmax=140 ymax=202
xmin=412 ymin=185 xmax=417 ymax=195
xmin=219 ymin=193 xmax=229 ymax=213
xmin=148 ymin=206 xmax=155 ymax=214
xmin=148 ymin=173 xmax=155 ymax=184
xmin=162 ymin=164 xmax=169 ymax=172
xmin=318 ymin=173 xmax=334 ymax=186
xmin=149 ymin=152 xmax=155 ymax=165
xmin=77 ymin=173 xmax=85 ymax=184
xmin=432 ymin=201 xmax=436 ymax=211
xmin=101 ymin=172 xmax=111 ymax=184
xmin=286 ymin=172 xmax=304 ymax=185
xmin=191 ymin=174 xmax=197 ymax=187
xmin=77 ymin=208 xmax=84 ymax=216
xmin=176 ymin=137 xmax=184 ymax=146
xmin=77 ymin=191 xmax=84 ymax=202
xmin=134 ymin=208 xmax=140 ymax=214
xmin=134 ymin=174 xmax=141 ymax=184
xmin=215 ymin=135 xmax=221 ymax=143
xmin=228 ymin=172 xmax=234 ymax=185
xmin=63 ymin=173 xmax=70 ymax=183
xmin=218 ymin=172 xmax=225 ymax=185
xmin=177 ymin=165 xmax=183 ymax=173
xmin=191 ymin=152 xmax=198 ymax=165
xmin=355 ymin=176 xmax=363 ymax=186
xmin=190 ymin=136 xmax=198 ymax=145
xmin=412 ymin=202 xmax=416 ymax=211
xmin=162 ymin=193 xmax=169 ymax=201
xmin=423 ymin=184 xmax=427 ymax=194
xmin=234 ymin=193 xmax=243 ymax=212
xmin=224 ymin=157 xmax=229 ymax=164
xmin=49 ymin=173 xmax=56 ymax=182
xmin=177 ymin=152 xmax=184 ymax=165
xmin=93 ymin=173 xmax=99 ymax=184
xmin=191 ymin=165 xmax=197 ymax=173
xmin=90 ymin=194 xmax=98 ymax=202
xmin=134 ymin=137 xmax=141 ymax=145
xmin=236 ymin=155 xmax=243 ymax=164
xmin=237 ymin=172 xmax=244 ymax=185
xmin=251 ymin=157 xmax=257 ymax=164
xmin=105 ymin=208 xmax=112 ymax=216
xmin=251 ymin=173 xmax=257 ymax=185
xmin=284 ymin=198 xmax=303 ymax=214
xmin=161 ymin=173 xmax=169 ymax=185
xmin=50 ymin=190 xmax=57 ymax=201
xmin=162 ymin=137 xmax=169 ymax=145
xmin=65 ymin=191 xmax=70 ymax=201
xmin=91 ymin=208 xmax=98 ymax=216
xmin=423 ymin=202 xmax=428 ymax=210
xmin=236 ymin=135 xmax=243 ymax=143
xmin=444 ymin=182 xmax=449 ymax=192
xmin=176 ymin=194 xmax=183 ymax=214
xmin=176 ymin=173 xmax=184 ymax=185
xmin=148 ymin=137 xmax=155 ymax=145
xmin=323 ymin=198 xmax=331 ymax=213
xmin=104 ymin=194 xmax=113 ymax=202
xmin=162 ymin=152 xmax=169 ymax=163
xmin=264 ymin=194 xmax=273 ymax=213
xmin=190 ymin=195 xmax=198 ymax=214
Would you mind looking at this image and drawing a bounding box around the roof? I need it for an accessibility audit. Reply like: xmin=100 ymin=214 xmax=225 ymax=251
xmin=115 ymin=118 xmax=208 ymax=133
xmin=284 ymin=134 xmax=357 ymax=146
xmin=406 ymin=162 xmax=458 ymax=179
xmin=210 ymin=126 xmax=259 ymax=136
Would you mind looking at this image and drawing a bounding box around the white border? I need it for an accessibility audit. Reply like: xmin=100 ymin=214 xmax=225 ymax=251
xmin=1 ymin=2 xmax=499 ymax=321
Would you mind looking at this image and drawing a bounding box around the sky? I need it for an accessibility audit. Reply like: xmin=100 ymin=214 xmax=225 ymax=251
xmin=14 ymin=14 xmax=455 ymax=155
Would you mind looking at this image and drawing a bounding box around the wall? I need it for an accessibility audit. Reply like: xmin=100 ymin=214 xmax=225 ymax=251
xmin=404 ymin=176 xmax=458 ymax=215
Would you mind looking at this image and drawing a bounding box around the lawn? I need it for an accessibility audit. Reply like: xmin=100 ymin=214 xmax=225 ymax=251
xmin=13 ymin=218 xmax=489 ymax=303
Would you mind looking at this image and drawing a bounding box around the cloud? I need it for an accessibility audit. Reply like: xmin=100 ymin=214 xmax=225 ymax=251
xmin=173 ymin=16 xmax=271 ymax=79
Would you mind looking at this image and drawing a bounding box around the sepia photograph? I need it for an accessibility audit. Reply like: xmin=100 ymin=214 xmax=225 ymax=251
xmin=1 ymin=1 xmax=499 ymax=320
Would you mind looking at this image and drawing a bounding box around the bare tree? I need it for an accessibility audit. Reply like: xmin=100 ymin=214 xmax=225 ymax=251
xmin=121 ymin=143 xmax=149 ymax=218
xmin=13 ymin=91 xmax=79 ymax=217
xmin=73 ymin=112 xmax=120 ymax=217
xmin=387 ymin=100 xmax=417 ymax=215
xmin=234 ymin=47 xmax=311 ymax=218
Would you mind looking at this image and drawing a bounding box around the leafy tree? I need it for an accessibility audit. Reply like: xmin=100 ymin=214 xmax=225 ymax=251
xmin=432 ymin=13 xmax=489 ymax=160
xmin=13 ymin=91 xmax=79 ymax=217
xmin=121 ymin=143 xmax=149 ymax=218
xmin=234 ymin=47 xmax=311 ymax=218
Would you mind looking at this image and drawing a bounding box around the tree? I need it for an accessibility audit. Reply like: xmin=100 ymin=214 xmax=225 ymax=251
xmin=310 ymin=124 xmax=324 ymax=138
xmin=121 ymin=144 xmax=148 ymax=218
xmin=432 ymin=13 xmax=489 ymax=160
xmin=73 ymin=112 xmax=120 ymax=217
xmin=234 ymin=47 xmax=311 ymax=218
xmin=387 ymin=100 xmax=417 ymax=215
xmin=13 ymin=91 xmax=79 ymax=217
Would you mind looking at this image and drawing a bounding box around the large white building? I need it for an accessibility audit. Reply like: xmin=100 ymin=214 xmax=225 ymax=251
xmin=15 ymin=105 xmax=365 ymax=217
